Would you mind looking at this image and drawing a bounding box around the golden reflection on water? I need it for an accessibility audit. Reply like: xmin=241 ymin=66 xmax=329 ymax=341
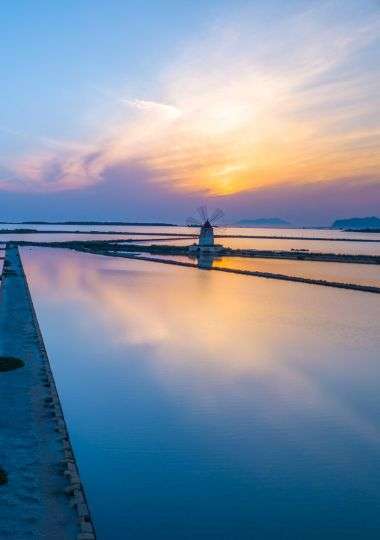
xmin=213 ymin=257 xmax=380 ymax=288
xmin=146 ymin=253 xmax=380 ymax=288
xmin=21 ymin=246 xmax=380 ymax=449
xmin=22 ymin=248 xmax=379 ymax=359
xmin=157 ymin=237 xmax=380 ymax=256
xmin=22 ymin=248 xmax=380 ymax=423
xmin=19 ymin=247 xmax=380 ymax=538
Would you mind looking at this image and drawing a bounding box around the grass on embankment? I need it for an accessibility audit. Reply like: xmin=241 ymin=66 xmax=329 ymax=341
xmin=0 ymin=356 xmax=25 ymax=372
xmin=0 ymin=467 xmax=8 ymax=485
xmin=0 ymin=356 xmax=25 ymax=485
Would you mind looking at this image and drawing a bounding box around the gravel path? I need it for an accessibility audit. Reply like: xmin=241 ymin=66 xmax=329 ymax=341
xmin=0 ymin=245 xmax=80 ymax=539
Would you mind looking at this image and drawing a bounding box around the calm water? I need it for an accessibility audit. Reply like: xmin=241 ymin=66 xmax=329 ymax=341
xmin=1 ymin=224 xmax=380 ymax=255
xmin=22 ymin=248 xmax=380 ymax=539
xmin=141 ymin=254 xmax=380 ymax=288
xmin=154 ymin=236 xmax=380 ymax=256
xmin=3 ymin=223 xmax=379 ymax=240
xmin=0 ymin=232 xmax=196 ymax=243
xmin=212 ymin=257 xmax=380 ymax=287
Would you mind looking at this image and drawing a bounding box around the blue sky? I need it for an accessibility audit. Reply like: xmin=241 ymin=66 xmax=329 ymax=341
xmin=0 ymin=0 xmax=379 ymax=223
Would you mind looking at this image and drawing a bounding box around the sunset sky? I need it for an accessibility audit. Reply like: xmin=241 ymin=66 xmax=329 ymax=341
xmin=0 ymin=0 xmax=379 ymax=224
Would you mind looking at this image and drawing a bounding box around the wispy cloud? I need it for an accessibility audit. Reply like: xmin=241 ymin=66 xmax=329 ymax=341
xmin=1 ymin=1 xmax=379 ymax=199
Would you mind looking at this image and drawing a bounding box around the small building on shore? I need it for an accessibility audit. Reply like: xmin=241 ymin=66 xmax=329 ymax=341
xmin=188 ymin=219 xmax=223 ymax=255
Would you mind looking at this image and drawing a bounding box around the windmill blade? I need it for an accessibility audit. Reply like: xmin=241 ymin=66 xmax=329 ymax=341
xmin=209 ymin=208 xmax=224 ymax=223
xmin=197 ymin=206 xmax=208 ymax=223
xmin=186 ymin=216 xmax=201 ymax=226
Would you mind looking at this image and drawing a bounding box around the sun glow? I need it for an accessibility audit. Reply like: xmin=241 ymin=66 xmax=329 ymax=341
xmin=0 ymin=2 xmax=379 ymax=198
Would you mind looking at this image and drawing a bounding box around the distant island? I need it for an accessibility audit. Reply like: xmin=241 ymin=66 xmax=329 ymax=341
xmin=236 ymin=218 xmax=291 ymax=228
xmin=332 ymin=216 xmax=380 ymax=230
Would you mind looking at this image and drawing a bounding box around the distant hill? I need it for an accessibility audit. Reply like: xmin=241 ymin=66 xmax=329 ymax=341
xmin=332 ymin=216 xmax=380 ymax=230
xmin=236 ymin=218 xmax=291 ymax=228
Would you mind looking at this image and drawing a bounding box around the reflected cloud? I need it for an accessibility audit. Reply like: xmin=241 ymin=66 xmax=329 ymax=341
xmin=22 ymin=247 xmax=380 ymax=448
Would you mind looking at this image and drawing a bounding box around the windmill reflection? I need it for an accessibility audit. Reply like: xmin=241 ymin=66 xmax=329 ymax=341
xmin=188 ymin=251 xmax=220 ymax=269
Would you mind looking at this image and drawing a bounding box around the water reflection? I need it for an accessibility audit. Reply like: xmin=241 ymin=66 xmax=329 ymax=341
xmin=22 ymin=248 xmax=380 ymax=539
xmin=143 ymin=253 xmax=380 ymax=288
xmin=187 ymin=251 xmax=220 ymax=269
xmin=212 ymin=257 xmax=380 ymax=288
xmin=156 ymin=236 xmax=380 ymax=255
xmin=0 ymin=222 xmax=379 ymax=255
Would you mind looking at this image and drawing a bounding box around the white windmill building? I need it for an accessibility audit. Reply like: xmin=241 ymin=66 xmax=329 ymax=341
xmin=187 ymin=207 xmax=224 ymax=254
xmin=199 ymin=219 xmax=215 ymax=248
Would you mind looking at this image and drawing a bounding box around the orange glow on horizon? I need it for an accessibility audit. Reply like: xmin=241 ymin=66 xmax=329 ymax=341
xmin=1 ymin=3 xmax=379 ymax=197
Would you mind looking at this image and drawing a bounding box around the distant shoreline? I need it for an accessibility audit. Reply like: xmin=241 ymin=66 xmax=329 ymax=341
xmin=0 ymin=221 xmax=175 ymax=226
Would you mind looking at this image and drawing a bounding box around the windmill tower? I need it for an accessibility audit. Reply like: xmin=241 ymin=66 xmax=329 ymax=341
xmin=199 ymin=219 xmax=214 ymax=247
xmin=187 ymin=207 xmax=224 ymax=253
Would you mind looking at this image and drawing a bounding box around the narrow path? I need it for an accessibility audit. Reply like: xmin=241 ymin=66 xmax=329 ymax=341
xmin=0 ymin=245 xmax=95 ymax=539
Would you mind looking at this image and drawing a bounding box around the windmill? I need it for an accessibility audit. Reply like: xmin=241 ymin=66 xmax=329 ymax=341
xmin=187 ymin=206 xmax=224 ymax=252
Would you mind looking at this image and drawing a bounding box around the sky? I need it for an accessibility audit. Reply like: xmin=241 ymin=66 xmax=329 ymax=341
xmin=0 ymin=0 xmax=379 ymax=225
